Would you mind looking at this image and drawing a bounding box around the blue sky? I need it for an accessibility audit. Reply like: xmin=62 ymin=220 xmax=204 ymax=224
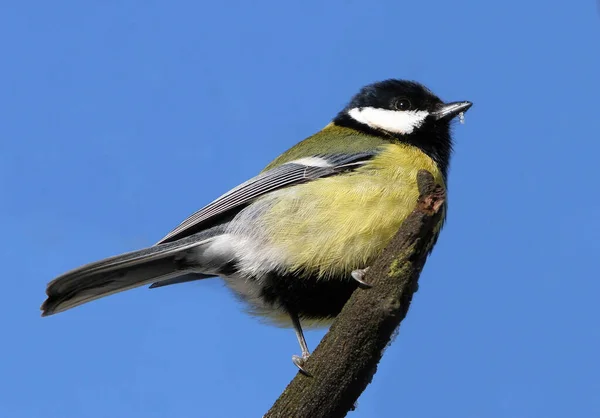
xmin=1 ymin=1 xmax=599 ymax=417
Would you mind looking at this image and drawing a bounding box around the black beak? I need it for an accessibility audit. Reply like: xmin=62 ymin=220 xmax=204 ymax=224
xmin=432 ymin=101 xmax=473 ymax=121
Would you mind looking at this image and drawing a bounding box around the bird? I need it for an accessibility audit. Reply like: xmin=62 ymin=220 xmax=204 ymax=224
xmin=41 ymin=79 xmax=472 ymax=371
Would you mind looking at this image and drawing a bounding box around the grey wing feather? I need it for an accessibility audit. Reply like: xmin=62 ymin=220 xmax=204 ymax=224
xmin=156 ymin=152 xmax=376 ymax=244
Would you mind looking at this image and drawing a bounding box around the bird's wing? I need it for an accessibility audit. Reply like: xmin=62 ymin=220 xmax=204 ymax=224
xmin=156 ymin=152 xmax=377 ymax=244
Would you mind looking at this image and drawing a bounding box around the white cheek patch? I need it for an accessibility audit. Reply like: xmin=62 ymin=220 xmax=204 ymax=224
xmin=348 ymin=107 xmax=429 ymax=135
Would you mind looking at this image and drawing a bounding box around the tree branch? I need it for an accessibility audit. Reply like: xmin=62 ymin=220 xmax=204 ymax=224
xmin=265 ymin=170 xmax=446 ymax=418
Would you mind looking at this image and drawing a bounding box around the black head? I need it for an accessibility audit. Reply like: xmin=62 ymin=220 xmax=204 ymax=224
xmin=333 ymin=79 xmax=472 ymax=178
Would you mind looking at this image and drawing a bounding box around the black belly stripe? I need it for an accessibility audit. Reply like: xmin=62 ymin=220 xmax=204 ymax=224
xmin=259 ymin=272 xmax=359 ymax=319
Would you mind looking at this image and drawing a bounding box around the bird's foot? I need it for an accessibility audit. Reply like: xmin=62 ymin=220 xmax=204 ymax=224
xmin=292 ymin=353 xmax=312 ymax=376
xmin=351 ymin=267 xmax=372 ymax=288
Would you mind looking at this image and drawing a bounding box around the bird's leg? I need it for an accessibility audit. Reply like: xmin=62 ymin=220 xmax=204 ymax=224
xmin=290 ymin=311 xmax=311 ymax=375
xmin=351 ymin=267 xmax=372 ymax=288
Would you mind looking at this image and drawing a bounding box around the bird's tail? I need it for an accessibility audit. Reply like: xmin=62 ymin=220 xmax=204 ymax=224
xmin=41 ymin=238 xmax=208 ymax=316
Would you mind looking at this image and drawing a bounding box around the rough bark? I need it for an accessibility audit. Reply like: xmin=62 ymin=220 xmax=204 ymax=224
xmin=265 ymin=170 xmax=446 ymax=418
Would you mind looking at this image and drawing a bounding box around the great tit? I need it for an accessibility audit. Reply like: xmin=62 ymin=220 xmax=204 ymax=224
xmin=41 ymin=79 xmax=472 ymax=370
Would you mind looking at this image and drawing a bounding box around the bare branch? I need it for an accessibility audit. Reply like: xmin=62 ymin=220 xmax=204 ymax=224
xmin=265 ymin=170 xmax=446 ymax=418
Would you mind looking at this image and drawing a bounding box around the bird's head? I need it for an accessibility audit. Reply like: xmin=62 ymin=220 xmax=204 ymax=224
xmin=334 ymin=79 xmax=472 ymax=176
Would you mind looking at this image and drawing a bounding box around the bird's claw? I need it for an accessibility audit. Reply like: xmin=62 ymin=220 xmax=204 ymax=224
xmin=351 ymin=267 xmax=372 ymax=288
xmin=292 ymin=354 xmax=312 ymax=376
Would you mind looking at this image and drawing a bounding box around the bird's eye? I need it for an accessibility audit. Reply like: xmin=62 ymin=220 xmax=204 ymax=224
xmin=393 ymin=98 xmax=412 ymax=111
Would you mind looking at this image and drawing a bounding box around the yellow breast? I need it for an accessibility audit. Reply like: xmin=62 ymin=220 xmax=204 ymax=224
xmin=261 ymin=143 xmax=445 ymax=278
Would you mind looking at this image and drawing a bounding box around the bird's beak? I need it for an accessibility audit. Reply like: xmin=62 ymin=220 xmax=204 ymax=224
xmin=432 ymin=101 xmax=473 ymax=121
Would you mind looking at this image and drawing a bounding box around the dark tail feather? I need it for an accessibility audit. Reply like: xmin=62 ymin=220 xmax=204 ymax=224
xmin=149 ymin=273 xmax=215 ymax=289
xmin=41 ymin=239 xmax=206 ymax=316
